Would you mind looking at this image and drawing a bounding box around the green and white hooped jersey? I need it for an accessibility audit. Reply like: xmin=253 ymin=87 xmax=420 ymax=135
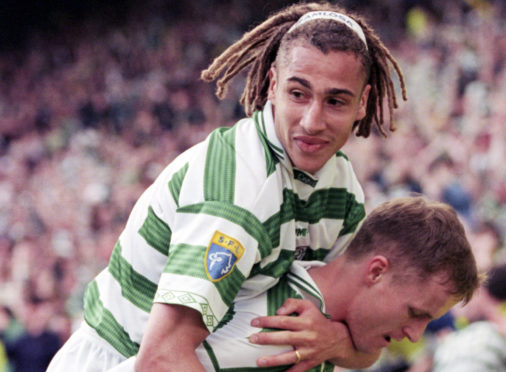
xmin=83 ymin=101 xmax=365 ymax=358
xmin=195 ymin=261 xmax=334 ymax=371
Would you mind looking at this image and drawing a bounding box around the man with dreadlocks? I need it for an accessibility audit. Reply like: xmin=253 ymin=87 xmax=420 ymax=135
xmin=48 ymin=2 xmax=407 ymax=372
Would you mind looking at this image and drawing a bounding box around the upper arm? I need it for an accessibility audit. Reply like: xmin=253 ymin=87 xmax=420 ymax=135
xmin=136 ymin=303 xmax=210 ymax=371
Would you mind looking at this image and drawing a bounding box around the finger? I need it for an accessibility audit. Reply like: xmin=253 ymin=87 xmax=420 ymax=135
xmin=276 ymin=298 xmax=315 ymax=316
xmin=250 ymin=329 xmax=318 ymax=347
xmin=250 ymin=330 xmax=298 ymax=345
xmin=256 ymin=349 xmax=305 ymax=368
xmin=251 ymin=315 xmax=308 ymax=332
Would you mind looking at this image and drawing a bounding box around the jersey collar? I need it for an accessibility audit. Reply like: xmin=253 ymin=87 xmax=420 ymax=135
xmin=256 ymin=101 xmax=292 ymax=170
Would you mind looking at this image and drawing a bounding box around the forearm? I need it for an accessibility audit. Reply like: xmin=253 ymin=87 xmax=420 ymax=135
xmin=136 ymin=352 xmax=205 ymax=371
xmin=329 ymin=348 xmax=380 ymax=369
xmin=136 ymin=348 xmax=205 ymax=371
xmin=135 ymin=303 xmax=209 ymax=371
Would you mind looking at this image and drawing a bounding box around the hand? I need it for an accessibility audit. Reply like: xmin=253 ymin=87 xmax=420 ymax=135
xmin=249 ymin=298 xmax=365 ymax=372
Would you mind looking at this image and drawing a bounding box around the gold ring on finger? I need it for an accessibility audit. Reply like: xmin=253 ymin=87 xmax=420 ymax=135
xmin=294 ymin=349 xmax=302 ymax=364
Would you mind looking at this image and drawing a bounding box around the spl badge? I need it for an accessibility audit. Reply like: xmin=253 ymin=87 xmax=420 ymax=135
xmin=205 ymin=231 xmax=245 ymax=282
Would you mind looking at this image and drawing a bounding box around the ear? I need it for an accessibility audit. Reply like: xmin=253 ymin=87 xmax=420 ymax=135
xmin=267 ymin=66 xmax=277 ymax=102
xmin=355 ymin=84 xmax=371 ymax=121
xmin=365 ymin=255 xmax=389 ymax=286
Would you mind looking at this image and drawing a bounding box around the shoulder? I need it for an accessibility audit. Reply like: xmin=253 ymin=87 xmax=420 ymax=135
xmin=174 ymin=118 xmax=281 ymax=210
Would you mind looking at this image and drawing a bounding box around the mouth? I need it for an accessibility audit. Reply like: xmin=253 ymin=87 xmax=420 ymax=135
xmin=294 ymin=136 xmax=327 ymax=153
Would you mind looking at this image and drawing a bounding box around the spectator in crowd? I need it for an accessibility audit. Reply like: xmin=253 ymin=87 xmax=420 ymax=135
xmin=432 ymin=263 xmax=506 ymax=372
xmin=0 ymin=302 xmax=62 ymax=372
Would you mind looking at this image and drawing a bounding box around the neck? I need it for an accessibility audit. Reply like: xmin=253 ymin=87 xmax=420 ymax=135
xmin=308 ymin=257 xmax=358 ymax=320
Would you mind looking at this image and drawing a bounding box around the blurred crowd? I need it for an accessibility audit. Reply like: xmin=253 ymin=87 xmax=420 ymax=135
xmin=0 ymin=0 xmax=504 ymax=371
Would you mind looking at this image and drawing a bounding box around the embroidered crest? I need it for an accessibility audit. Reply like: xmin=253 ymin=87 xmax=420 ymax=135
xmin=205 ymin=231 xmax=245 ymax=282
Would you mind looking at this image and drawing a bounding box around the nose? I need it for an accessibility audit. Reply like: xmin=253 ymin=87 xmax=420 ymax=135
xmin=403 ymin=321 xmax=428 ymax=343
xmin=300 ymin=101 xmax=325 ymax=134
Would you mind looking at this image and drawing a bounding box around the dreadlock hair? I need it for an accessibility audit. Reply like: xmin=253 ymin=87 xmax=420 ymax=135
xmin=201 ymin=2 xmax=407 ymax=137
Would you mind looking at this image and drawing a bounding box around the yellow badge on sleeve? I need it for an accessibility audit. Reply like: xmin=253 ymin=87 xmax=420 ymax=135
xmin=205 ymin=231 xmax=245 ymax=282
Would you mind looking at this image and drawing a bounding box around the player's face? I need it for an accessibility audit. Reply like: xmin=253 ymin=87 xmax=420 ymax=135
xmin=268 ymin=43 xmax=370 ymax=175
xmin=343 ymin=270 xmax=459 ymax=354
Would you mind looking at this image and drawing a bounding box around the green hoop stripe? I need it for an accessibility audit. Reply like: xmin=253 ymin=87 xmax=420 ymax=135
xmin=204 ymin=127 xmax=237 ymax=203
xmin=168 ymin=162 xmax=189 ymax=208
xmin=263 ymin=188 xmax=364 ymax=249
xmin=83 ymin=280 xmax=139 ymax=357
xmin=339 ymin=193 xmax=365 ymax=236
xmin=108 ymin=240 xmax=157 ymax=312
xmin=250 ymin=249 xmax=294 ymax=279
xmin=177 ymin=201 xmax=272 ymax=259
xmin=266 ymin=275 xmax=300 ymax=317
xmin=138 ymin=206 xmax=171 ymax=256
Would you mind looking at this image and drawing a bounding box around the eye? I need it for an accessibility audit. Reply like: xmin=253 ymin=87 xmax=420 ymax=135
xmin=408 ymin=307 xmax=431 ymax=320
xmin=327 ymin=97 xmax=345 ymax=107
xmin=290 ymin=90 xmax=305 ymax=99
xmin=408 ymin=308 xmax=417 ymax=318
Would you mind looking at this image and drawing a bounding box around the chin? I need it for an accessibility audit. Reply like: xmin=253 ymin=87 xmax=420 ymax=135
xmin=362 ymin=342 xmax=387 ymax=355
xmin=351 ymin=337 xmax=380 ymax=355
xmin=294 ymin=160 xmax=323 ymax=174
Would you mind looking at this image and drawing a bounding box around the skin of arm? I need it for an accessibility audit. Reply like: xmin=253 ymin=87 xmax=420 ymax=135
xmin=135 ymin=303 xmax=210 ymax=372
xmin=249 ymin=299 xmax=380 ymax=372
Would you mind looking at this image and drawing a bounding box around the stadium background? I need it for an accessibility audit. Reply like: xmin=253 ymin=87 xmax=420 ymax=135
xmin=0 ymin=0 xmax=504 ymax=371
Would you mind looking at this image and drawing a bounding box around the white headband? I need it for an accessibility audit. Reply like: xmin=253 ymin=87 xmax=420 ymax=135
xmin=288 ymin=11 xmax=368 ymax=50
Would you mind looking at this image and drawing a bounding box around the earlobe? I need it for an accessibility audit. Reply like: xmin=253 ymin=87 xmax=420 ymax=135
xmin=366 ymin=255 xmax=389 ymax=285
xmin=356 ymin=84 xmax=371 ymax=121
xmin=267 ymin=66 xmax=277 ymax=101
